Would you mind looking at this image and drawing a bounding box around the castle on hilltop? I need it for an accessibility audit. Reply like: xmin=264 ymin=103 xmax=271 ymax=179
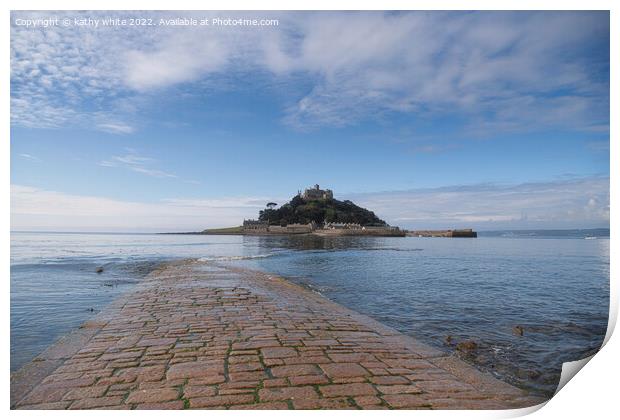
xmin=204 ymin=182 xmax=471 ymax=238
xmin=234 ymin=183 xmax=406 ymax=237
xmin=300 ymin=184 xmax=333 ymax=201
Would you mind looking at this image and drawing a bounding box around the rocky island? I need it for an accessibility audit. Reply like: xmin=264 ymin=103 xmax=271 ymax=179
xmin=193 ymin=185 xmax=477 ymax=238
xmin=203 ymin=184 xmax=405 ymax=237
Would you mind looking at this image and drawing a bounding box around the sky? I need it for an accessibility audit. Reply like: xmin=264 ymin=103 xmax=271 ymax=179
xmin=10 ymin=11 xmax=610 ymax=232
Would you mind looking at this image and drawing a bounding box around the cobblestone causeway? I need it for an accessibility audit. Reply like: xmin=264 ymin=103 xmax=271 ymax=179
xmin=11 ymin=260 xmax=547 ymax=410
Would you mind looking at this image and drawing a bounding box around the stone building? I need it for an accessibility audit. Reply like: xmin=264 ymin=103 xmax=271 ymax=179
xmin=301 ymin=184 xmax=333 ymax=201
xmin=243 ymin=219 xmax=268 ymax=231
xmin=243 ymin=220 xmax=316 ymax=234
xmin=324 ymin=222 xmax=362 ymax=230
xmin=267 ymin=222 xmax=316 ymax=234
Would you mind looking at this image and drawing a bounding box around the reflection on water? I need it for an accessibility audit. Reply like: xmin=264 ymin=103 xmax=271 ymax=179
xmin=11 ymin=231 xmax=609 ymax=397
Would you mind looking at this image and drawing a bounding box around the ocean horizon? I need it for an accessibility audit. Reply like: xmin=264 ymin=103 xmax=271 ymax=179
xmin=10 ymin=227 xmax=611 ymax=236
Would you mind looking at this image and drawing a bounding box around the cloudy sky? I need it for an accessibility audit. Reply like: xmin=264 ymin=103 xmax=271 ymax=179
xmin=10 ymin=11 xmax=609 ymax=231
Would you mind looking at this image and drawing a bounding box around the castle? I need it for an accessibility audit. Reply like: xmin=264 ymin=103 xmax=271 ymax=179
xmin=300 ymin=184 xmax=333 ymax=201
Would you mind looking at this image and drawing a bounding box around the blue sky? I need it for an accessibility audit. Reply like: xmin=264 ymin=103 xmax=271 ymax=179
xmin=10 ymin=11 xmax=610 ymax=231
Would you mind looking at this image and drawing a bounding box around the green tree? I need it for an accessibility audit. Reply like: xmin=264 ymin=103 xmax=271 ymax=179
xmin=256 ymin=193 xmax=386 ymax=226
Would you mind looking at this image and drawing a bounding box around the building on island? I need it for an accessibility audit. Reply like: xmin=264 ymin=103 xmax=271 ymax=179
xmin=242 ymin=220 xmax=315 ymax=234
xmin=267 ymin=222 xmax=316 ymax=234
xmin=301 ymin=184 xmax=333 ymax=201
xmin=237 ymin=185 xmax=405 ymax=237
xmin=242 ymin=219 xmax=268 ymax=231
xmin=324 ymin=222 xmax=362 ymax=230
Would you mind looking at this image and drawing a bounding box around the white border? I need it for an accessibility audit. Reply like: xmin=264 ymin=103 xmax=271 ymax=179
xmin=3 ymin=2 xmax=616 ymax=420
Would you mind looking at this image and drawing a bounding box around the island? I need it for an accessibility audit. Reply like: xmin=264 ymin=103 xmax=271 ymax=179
xmin=201 ymin=184 xmax=404 ymax=237
xmin=194 ymin=184 xmax=476 ymax=238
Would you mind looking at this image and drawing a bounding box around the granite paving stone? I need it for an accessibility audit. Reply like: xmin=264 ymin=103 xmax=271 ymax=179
xmin=11 ymin=261 xmax=547 ymax=410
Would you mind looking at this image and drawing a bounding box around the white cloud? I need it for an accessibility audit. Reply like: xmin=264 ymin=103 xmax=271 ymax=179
xmin=129 ymin=166 xmax=177 ymax=179
xmin=18 ymin=153 xmax=40 ymax=161
xmin=163 ymin=197 xmax=278 ymax=209
xmin=10 ymin=11 xmax=609 ymax=134
xmin=98 ymin=152 xmax=178 ymax=179
xmin=123 ymin=34 xmax=229 ymax=90
xmin=269 ymin=12 xmax=609 ymax=132
xmin=10 ymin=177 xmax=608 ymax=232
xmin=10 ymin=10 xmax=134 ymax=133
xmin=96 ymin=122 xmax=135 ymax=134
xmin=109 ymin=154 xmax=153 ymax=166
xmin=348 ymin=176 xmax=610 ymax=230
xmin=10 ymin=185 xmax=268 ymax=232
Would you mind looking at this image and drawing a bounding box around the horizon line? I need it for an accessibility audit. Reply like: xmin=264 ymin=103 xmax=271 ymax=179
xmin=10 ymin=227 xmax=611 ymax=235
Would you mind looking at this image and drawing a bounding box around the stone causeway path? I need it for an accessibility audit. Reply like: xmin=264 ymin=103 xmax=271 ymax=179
xmin=11 ymin=260 xmax=547 ymax=410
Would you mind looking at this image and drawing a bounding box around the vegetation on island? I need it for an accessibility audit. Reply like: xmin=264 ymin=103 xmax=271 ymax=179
xmin=258 ymin=194 xmax=387 ymax=226
xmin=200 ymin=226 xmax=243 ymax=234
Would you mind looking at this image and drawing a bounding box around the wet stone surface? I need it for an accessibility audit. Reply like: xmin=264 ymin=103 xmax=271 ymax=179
xmin=11 ymin=261 xmax=547 ymax=410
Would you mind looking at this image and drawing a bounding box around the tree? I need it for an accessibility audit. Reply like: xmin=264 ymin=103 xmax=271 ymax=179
xmin=325 ymin=208 xmax=337 ymax=223
xmin=256 ymin=193 xmax=386 ymax=226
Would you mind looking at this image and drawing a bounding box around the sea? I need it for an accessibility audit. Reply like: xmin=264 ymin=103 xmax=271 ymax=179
xmin=10 ymin=229 xmax=610 ymax=397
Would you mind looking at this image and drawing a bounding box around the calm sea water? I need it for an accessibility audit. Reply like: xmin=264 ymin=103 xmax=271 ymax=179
xmin=10 ymin=230 xmax=609 ymax=396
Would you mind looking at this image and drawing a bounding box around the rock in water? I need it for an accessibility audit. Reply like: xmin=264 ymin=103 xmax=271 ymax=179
xmin=512 ymin=325 xmax=524 ymax=336
xmin=444 ymin=335 xmax=454 ymax=346
xmin=95 ymin=266 xmax=104 ymax=273
xmin=456 ymin=340 xmax=478 ymax=352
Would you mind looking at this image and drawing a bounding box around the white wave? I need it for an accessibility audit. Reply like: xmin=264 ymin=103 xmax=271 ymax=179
xmin=198 ymin=253 xmax=275 ymax=262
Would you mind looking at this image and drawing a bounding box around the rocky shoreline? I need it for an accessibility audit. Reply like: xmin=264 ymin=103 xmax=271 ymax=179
xmin=166 ymin=227 xmax=406 ymax=237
